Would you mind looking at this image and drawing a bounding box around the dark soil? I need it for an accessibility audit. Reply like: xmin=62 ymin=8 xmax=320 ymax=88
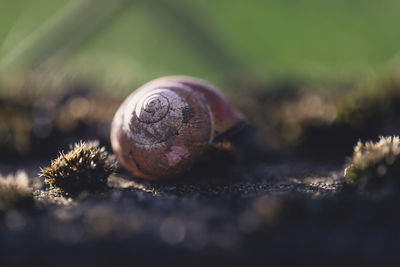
xmin=1 ymin=156 xmax=400 ymax=267
xmin=2 ymin=79 xmax=400 ymax=266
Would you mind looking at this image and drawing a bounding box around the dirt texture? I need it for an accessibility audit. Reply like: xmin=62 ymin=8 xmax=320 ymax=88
xmin=1 ymin=156 xmax=399 ymax=267
xmin=2 ymin=79 xmax=400 ymax=266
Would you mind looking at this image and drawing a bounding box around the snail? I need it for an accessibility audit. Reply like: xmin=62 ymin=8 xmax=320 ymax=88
xmin=110 ymin=76 xmax=244 ymax=180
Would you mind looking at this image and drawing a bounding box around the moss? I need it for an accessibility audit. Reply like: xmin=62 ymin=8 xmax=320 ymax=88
xmin=0 ymin=97 xmax=35 ymax=157
xmin=0 ymin=77 xmax=121 ymax=161
xmin=344 ymin=136 xmax=400 ymax=191
xmin=232 ymin=87 xmax=341 ymax=152
xmin=40 ymin=141 xmax=116 ymax=195
xmin=0 ymin=171 xmax=34 ymax=213
xmin=232 ymin=77 xmax=400 ymax=159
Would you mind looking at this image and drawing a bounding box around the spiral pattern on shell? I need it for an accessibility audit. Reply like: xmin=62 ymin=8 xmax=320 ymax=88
xmin=124 ymin=88 xmax=188 ymax=145
xmin=111 ymin=76 xmax=244 ymax=180
xmin=136 ymin=91 xmax=170 ymax=123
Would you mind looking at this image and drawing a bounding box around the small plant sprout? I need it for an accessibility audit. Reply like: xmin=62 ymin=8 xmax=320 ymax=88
xmin=0 ymin=171 xmax=33 ymax=212
xmin=345 ymin=136 xmax=400 ymax=191
xmin=40 ymin=141 xmax=116 ymax=194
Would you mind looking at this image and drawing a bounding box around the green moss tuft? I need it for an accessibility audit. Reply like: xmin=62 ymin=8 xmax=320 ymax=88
xmin=345 ymin=136 xmax=400 ymax=191
xmin=0 ymin=171 xmax=34 ymax=212
xmin=40 ymin=141 xmax=116 ymax=194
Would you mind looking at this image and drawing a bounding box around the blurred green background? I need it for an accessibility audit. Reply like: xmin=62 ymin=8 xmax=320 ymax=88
xmin=1 ymin=0 xmax=400 ymax=90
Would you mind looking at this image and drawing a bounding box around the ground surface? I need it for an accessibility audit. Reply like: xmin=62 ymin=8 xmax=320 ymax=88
xmin=1 ymin=156 xmax=400 ymax=267
xmin=2 ymin=79 xmax=400 ymax=266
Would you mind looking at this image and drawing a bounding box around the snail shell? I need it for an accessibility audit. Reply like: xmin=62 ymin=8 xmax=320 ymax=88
xmin=111 ymin=76 xmax=244 ymax=180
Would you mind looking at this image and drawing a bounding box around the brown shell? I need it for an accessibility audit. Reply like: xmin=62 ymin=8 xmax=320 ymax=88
xmin=151 ymin=76 xmax=244 ymax=139
xmin=110 ymin=76 xmax=243 ymax=180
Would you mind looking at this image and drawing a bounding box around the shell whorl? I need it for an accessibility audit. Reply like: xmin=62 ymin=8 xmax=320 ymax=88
xmin=111 ymin=76 xmax=243 ymax=180
xmin=136 ymin=90 xmax=171 ymax=124
xmin=123 ymin=88 xmax=188 ymax=145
